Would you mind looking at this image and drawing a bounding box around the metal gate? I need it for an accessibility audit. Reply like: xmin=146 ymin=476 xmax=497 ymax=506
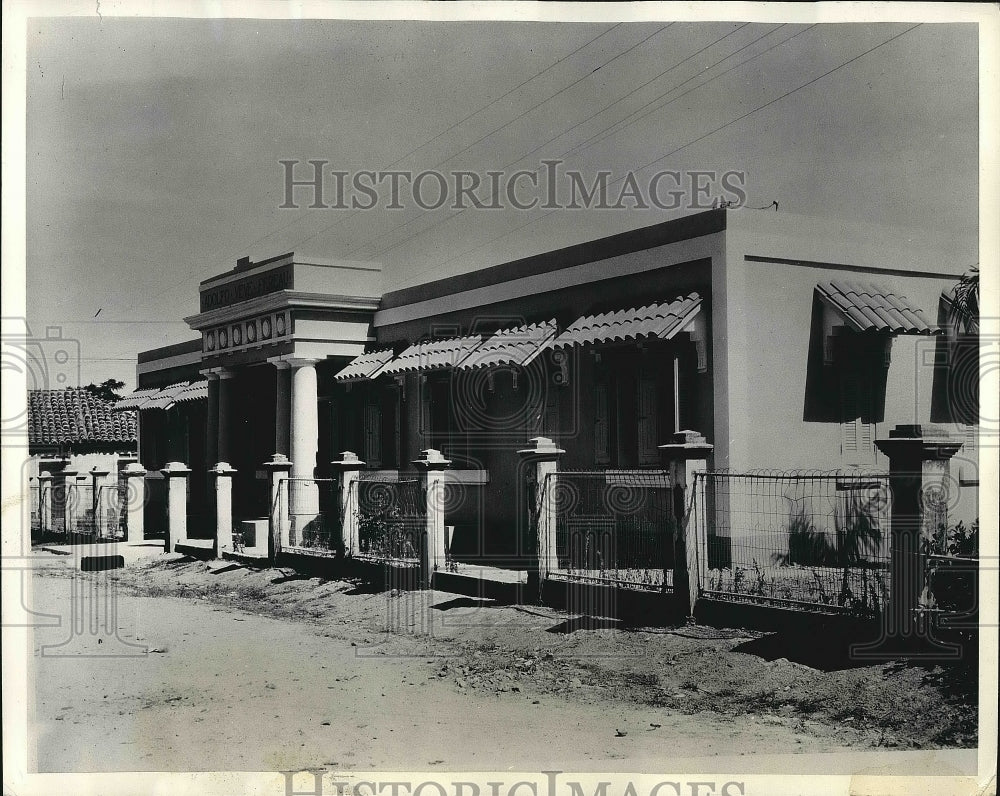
xmin=545 ymin=469 xmax=675 ymax=590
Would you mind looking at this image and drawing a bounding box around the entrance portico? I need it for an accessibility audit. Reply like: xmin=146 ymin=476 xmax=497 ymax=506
xmin=183 ymin=252 xmax=382 ymax=523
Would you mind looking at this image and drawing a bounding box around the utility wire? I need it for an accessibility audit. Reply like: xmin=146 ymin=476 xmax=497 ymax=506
xmin=367 ymin=23 xmax=811 ymax=269
xmin=562 ymin=24 xmax=813 ymax=159
xmin=398 ymin=23 xmax=923 ymax=287
xmin=353 ymin=23 xmax=761 ymax=258
xmin=291 ymin=24 xmax=672 ymax=253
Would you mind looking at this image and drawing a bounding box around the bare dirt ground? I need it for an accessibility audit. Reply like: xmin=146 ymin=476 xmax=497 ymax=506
xmin=28 ymin=552 xmax=977 ymax=773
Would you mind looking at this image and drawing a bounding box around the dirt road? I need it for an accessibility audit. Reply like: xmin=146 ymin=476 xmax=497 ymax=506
xmin=28 ymin=564 xmax=864 ymax=773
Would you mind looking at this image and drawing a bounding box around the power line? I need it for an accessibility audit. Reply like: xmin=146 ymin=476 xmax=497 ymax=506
xmin=366 ymin=23 xmax=796 ymax=261
xmin=398 ymin=23 xmax=923 ymax=286
xmin=369 ymin=23 xmax=812 ymax=275
xmin=354 ymin=22 xmax=762 ymax=259
xmin=292 ymin=24 xmax=673 ymax=253
xmin=561 ymin=24 xmax=813 ymax=159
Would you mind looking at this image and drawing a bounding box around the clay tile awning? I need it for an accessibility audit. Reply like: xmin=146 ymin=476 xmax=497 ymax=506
xmin=377 ymin=335 xmax=484 ymax=377
xmin=816 ymin=280 xmax=939 ymax=334
xmin=334 ymin=349 xmax=395 ymax=382
xmin=161 ymin=380 xmax=209 ymax=409
xmin=455 ymin=320 xmax=558 ymax=370
xmin=112 ymin=387 xmax=162 ymax=411
xmin=139 ymin=382 xmax=191 ymax=410
xmin=551 ymin=293 xmax=702 ymax=349
xmin=116 ymin=382 xmax=197 ymax=411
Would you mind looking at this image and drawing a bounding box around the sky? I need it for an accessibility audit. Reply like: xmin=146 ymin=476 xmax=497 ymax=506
xmin=23 ymin=14 xmax=979 ymax=390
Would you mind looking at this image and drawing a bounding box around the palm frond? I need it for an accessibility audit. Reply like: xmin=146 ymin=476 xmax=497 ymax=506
xmin=948 ymin=266 xmax=979 ymax=334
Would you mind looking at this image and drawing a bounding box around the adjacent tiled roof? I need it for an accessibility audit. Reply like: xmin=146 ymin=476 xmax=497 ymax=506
xmin=29 ymin=388 xmax=137 ymax=446
xmin=456 ymin=320 xmax=558 ymax=370
xmin=817 ymin=280 xmax=939 ymax=334
xmin=334 ymin=349 xmax=395 ymax=381
xmin=551 ymin=293 xmax=702 ymax=349
xmin=113 ymin=381 xmax=208 ymax=411
xmin=378 ymin=335 xmax=484 ymax=377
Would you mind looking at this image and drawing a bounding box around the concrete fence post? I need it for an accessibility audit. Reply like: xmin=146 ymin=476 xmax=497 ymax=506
xmin=210 ymin=462 xmax=237 ymax=557
xmin=414 ymin=449 xmax=452 ymax=589
xmin=262 ymin=454 xmax=292 ymax=561
xmin=853 ymin=424 xmax=964 ymax=660
xmin=54 ymin=470 xmax=78 ymax=538
xmin=74 ymin=475 xmax=88 ymax=533
xmin=122 ymin=463 xmax=147 ymax=544
xmin=89 ymin=466 xmax=111 ymax=537
xmin=658 ymin=430 xmax=714 ymax=619
xmin=38 ymin=471 xmax=54 ymax=536
xmin=331 ymin=451 xmax=365 ymax=557
xmin=517 ymin=436 xmax=566 ymax=603
xmin=160 ymin=461 xmax=191 ymax=553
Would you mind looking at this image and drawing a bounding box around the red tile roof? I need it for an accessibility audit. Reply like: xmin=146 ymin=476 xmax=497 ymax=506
xmin=816 ymin=280 xmax=938 ymax=334
xmin=28 ymin=388 xmax=137 ymax=446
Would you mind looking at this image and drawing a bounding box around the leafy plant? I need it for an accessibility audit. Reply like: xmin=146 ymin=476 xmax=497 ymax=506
xmin=84 ymin=378 xmax=125 ymax=402
xmin=357 ymin=506 xmax=419 ymax=560
xmin=922 ymin=519 xmax=979 ymax=559
xmin=776 ymin=508 xmax=836 ymax=567
xmin=948 ymin=519 xmax=978 ymax=558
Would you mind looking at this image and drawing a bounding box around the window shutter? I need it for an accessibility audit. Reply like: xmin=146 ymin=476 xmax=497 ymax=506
xmin=842 ymin=417 xmax=859 ymax=459
xmin=364 ymin=403 xmax=382 ymax=467
xmin=842 ymin=417 xmax=875 ymax=468
xmin=594 ymin=383 xmax=610 ymax=465
xmin=637 ymin=375 xmax=658 ymax=465
xmin=858 ymin=420 xmax=874 ymax=461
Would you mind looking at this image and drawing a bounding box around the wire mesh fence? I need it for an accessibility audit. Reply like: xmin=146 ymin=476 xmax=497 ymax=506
xmin=921 ymin=517 xmax=978 ymax=621
xmin=695 ymin=470 xmax=891 ymax=613
xmin=30 ymin=485 xmax=41 ymax=535
xmin=547 ymin=469 xmax=675 ymax=590
xmin=352 ymin=473 xmax=425 ymax=564
xmin=94 ymin=484 xmax=126 ymax=540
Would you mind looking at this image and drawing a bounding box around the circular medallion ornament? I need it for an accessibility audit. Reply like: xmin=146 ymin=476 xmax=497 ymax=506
xmin=232 ymin=325 xmax=242 ymax=346
xmin=261 ymin=317 xmax=272 ymax=339
xmin=218 ymin=328 xmax=228 ymax=348
xmin=275 ymin=314 xmax=286 ymax=336
xmin=206 ymin=331 xmax=215 ymax=351
xmin=246 ymin=322 xmax=256 ymax=343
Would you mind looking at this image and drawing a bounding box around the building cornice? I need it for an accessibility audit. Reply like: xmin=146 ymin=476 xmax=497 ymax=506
xmin=184 ymin=290 xmax=381 ymax=330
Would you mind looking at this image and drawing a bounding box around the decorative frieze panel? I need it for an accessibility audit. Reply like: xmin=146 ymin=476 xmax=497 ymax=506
xmin=203 ymin=310 xmax=292 ymax=354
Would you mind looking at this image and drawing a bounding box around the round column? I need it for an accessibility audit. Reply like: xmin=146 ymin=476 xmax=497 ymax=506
xmin=217 ymin=369 xmax=236 ymax=463
xmin=289 ymin=359 xmax=320 ymax=522
xmin=272 ymin=360 xmax=292 ymax=458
